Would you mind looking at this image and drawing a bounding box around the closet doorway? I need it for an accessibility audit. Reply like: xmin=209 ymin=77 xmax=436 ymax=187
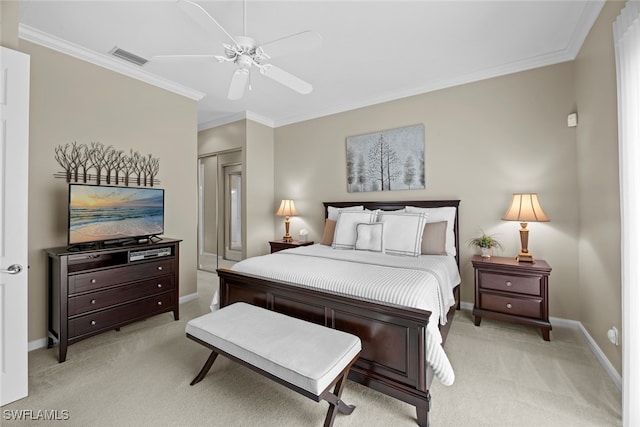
xmin=198 ymin=150 xmax=243 ymax=272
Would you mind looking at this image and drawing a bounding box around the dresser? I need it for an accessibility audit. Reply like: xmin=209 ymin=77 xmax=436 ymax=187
xmin=472 ymin=255 xmax=552 ymax=340
xmin=46 ymin=238 xmax=181 ymax=362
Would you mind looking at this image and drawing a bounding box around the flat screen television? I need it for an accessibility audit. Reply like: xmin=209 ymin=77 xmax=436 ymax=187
xmin=68 ymin=183 xmax=165 ymax=246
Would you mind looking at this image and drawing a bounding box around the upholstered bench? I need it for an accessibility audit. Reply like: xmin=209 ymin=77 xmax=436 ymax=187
xmin=185 ymin=302 xmax=362 ymax=427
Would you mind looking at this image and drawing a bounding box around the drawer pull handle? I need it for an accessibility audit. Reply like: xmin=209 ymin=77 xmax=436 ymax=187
xmin=90 ymin=299 xmax=96 ymax=305
xmin=90 ymin=279 xmax=96 ymax=284
xmin=506 ymin=281 xmax=512 ymax=287
xmin=90 ymin=320 xmax=96 ymax=326
xmin=157 ymin=301 xmax=162 ymax=306
xmin=157 ymin=284 xmax=162 ymax=288
xmin=157 ymin=266 xmax=163 ymax=271
xmin=506 ymin=303 xmax=513 ymax=309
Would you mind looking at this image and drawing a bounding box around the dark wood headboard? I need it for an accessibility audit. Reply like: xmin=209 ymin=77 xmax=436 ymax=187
xmin=323 ymin=200 xmax=461 ymax=267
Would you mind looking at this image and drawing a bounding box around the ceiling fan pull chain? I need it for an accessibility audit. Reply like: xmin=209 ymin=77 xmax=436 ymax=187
xmin=243 ymin=0 xmax=247 ymax=36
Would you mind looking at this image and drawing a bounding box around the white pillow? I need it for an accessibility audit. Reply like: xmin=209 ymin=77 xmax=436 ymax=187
xmin=327 ymin=205 xmax=364 ymax=221
xmin=355 ymin=222 xmax=385 ymax=252
xmin=405 ymin=206 xmax=457 ymax=256
xmin=378 ymin=212 xmax=427 ymax=256
xmin=332 ymin=211 xmax=378 ymax=249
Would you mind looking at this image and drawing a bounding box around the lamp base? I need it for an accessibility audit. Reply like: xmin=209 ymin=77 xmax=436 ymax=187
xmin=516 ymin=252 xmax=534 ymax=262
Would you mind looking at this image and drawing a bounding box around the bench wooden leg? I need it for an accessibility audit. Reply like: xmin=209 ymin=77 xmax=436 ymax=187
xmin=321 ymin=368 xmax=355 ymax=427
xmin=190 ymin=350 xmax=219 ymax=386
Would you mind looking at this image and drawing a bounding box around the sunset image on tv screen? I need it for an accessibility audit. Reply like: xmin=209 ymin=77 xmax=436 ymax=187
xmin=68 ymin=185 xmax=164 ymax=245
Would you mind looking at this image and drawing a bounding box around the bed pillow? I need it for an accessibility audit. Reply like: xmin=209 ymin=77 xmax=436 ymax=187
xmin=332 ymin=211 xmax=378 ymax=249
xmin=405 ymin=206 xmax=457 ymax=256
xmin=421 ymin=221 xmax=447 ymax=255
xmin=378 ymin=212 xmax=427 ymax=256
xmin=327 ymin=205 xmax=364 ymax=221
xmin=320 ymin=219 xmax=337 ymax=245
xmin=355 ymin=222 xmax=385 ymax=253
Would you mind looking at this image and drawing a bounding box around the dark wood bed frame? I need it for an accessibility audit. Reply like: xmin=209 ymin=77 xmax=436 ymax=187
xmin=216 ymin=200 xmax=461 ymax=427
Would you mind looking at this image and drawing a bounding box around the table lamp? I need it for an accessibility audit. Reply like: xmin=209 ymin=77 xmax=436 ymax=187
xmin=276 ymin=199 xmax=297 ymax=242
xmin=502 ymin=193 xmax=549 ymax=262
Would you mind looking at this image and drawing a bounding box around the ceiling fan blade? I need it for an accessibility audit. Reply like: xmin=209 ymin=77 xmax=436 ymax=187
xmin=228 ymin=68 xmax=250 ymax=100
xmin=260 ymin=31 xmax=322 ymax=59
xmin=151 ymin=54 xmax=219 ymax=63
xmin=178 ymin=0 xmax=238 ymax=46
xmin=261 ymin=65 xmax=312 ymax=95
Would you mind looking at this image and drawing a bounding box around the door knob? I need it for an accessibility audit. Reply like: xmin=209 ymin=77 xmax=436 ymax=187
xmin=1 ymin=264 xmax=23 ymax=275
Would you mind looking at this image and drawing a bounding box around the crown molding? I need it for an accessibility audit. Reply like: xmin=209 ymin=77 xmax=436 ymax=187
xmin=18 ymin=24 xmax=205 ymax=101
xmin=198 ymin=110 xmax=275 ymax=131
xmin=272 ymin=1 xmax=605 ymax=128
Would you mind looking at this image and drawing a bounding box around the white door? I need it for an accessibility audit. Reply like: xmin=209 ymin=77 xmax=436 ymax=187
xmin=0 ymin=47 xmax=30 ymax=406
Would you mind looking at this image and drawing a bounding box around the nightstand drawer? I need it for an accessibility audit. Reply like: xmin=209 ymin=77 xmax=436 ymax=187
xmin=480 ymin=293 xmax=542 ymax=318
xmin=478 ymin=272 xmax=541 ymax=296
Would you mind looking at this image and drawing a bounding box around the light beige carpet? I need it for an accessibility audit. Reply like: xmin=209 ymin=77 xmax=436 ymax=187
xmin=2 ymin=271 xmax=621 ymax=426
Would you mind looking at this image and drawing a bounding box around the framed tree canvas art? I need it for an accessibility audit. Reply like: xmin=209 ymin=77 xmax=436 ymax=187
xmin=346 ymin=124 xmax=425 ymax=192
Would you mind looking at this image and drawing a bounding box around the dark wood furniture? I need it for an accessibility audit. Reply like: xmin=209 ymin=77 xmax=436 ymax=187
xmin=472 ymin=255 xmax=552 ymax=340
xmin=217 ymin=200 xmax=460 ymax=427
xmin=269 ymin=239 xmax=314 ymax=253
xmin=46 ymin=238 xmax=181 ymax=362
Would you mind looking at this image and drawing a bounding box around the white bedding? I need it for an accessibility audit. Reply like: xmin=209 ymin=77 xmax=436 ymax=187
xmin=213 ymin=244 xmax=460 ymax=386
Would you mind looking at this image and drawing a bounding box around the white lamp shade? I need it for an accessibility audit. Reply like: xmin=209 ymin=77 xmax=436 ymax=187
xmin=276 ymin=199 xmax=297 ymax=216
xmin=502 ymin=193 xmax=549 ymax=223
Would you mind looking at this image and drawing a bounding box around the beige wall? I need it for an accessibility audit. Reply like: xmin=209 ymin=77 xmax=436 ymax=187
xmin=1 ymin=0 xmax=20 ymax=50
xmin=244 ymin=120 xmax=275 ymax=257
xmin=20 ymin=40 xmax=199 ymax=342
xmin=198 ymin=119 xmax=275 ymax=259
xmin=275 ymin=63 xmax=580 ymax=320
xmin=574 ymin=0 xmax=624 ymax=374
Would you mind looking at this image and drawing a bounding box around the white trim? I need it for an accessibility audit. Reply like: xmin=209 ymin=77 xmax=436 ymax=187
xmin=178 ymin=292 xmax=199 ymax=304
xmin=28 ymin=338 xmax=48 ymax=352
xmin=16 ymin=1 xmax=604 ymax=130
xmin=273 ymin=1 xmax=606 ymax=128
xmin=198 ymin=110 xmax=275 ymax=131
xmin=457 ymin=304 xmax=621 ymax=390
xmin=614 ymin=2 xmax=640 ymax=425
xmin=18 ymin=24 xmax=205 ymax=101
xmin=577 ymin=321 xmax=622 ymax=391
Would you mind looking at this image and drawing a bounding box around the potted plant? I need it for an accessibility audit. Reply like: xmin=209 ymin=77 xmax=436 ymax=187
xmin=468 ymin=231 xmax=502 ymax=258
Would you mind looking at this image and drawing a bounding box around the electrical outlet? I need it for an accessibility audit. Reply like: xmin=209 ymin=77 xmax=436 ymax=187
xmin=607 ymin=327 xmax=619 ymax=346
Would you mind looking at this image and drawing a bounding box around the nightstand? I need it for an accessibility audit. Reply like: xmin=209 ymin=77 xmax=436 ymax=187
xmin=472 ymin=255 xmax=552 ymax=340
xmin=269 ymin=239 xmax=314 ymax=253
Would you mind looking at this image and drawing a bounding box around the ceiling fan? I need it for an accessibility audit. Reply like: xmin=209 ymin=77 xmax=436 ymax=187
xmin=152 ymin=0 xmax=322 ymax=100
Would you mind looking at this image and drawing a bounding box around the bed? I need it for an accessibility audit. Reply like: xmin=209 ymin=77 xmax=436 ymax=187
xmin=216 ymin=200 xmax=461 ymax=427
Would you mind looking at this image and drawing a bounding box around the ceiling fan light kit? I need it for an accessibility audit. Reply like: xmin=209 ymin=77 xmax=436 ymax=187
xmin=152 ymin=0 xmax=322 ymax=100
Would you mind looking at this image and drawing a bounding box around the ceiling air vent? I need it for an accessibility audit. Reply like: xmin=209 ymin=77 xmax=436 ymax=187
xmin=109 ymin=46 xmax=148 ymax=66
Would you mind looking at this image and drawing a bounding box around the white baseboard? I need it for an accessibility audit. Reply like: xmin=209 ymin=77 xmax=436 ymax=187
xmin=28 ymin=297 xmax=624 ymax=391
xmin=458 ymin=302 xmax=621 ymax=391
xmin=28 ymin=338 xmax=49 ymax=352
xmin=575 ymin=321 xmax=622 ymax=391
xmin=179 ymin=292 xmax=199 ymax=304
xmin=29 ymin=292 xmax=201 ymax=352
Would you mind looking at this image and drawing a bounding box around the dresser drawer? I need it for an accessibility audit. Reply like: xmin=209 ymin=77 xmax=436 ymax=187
xmin=478 ymin=272 xmax=541 ymax=296
xmin=69 ymin=259 xmax=174 ymax=294
xmin=68 ymin=292 xmax=175 ymax=338
xmin=68 ymin=276 xmax=175 ymax=316
xmin=479 ymin=293 xmax=542 ymax=318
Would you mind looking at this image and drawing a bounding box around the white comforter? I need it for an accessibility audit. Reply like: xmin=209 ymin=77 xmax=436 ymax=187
xmin=215 ymin=244 xmax=460 ymax=386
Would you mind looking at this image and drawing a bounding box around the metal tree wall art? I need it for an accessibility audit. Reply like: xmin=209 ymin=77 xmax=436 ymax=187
xmin=54 ymin=142 xmax=160 ymax=187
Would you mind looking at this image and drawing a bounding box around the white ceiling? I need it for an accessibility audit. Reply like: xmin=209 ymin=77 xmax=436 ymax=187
xmin=18 ymin=0 xmax=605 ymax=129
